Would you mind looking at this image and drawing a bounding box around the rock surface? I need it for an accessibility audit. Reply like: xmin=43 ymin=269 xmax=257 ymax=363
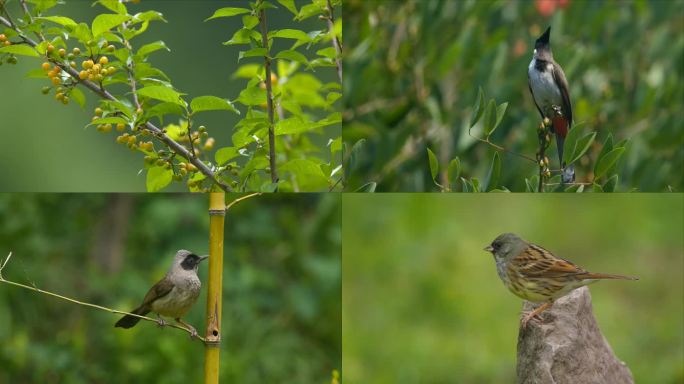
xmin=516 ymin=286 xmax=634 ymax=384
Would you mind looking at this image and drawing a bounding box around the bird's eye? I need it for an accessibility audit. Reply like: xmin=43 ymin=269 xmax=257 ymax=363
xmin=492 ymin=242 xmax=499 ymax=250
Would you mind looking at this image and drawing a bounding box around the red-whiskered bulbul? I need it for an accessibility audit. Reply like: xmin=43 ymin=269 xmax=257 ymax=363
xmin=528 ymin=26 xmax=574 ymax=181
xmin=115 ymin=250 xmax=208 ymax=338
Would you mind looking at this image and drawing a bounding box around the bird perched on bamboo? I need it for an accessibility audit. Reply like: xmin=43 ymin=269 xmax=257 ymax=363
xmin=115 ymin=250 xmax=208 ymax=338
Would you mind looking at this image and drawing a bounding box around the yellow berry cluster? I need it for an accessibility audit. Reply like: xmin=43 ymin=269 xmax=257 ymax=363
xmin=0 ymin=33 xmax=10 ymax=46
xmin=79 ymin=56 xmax=116 ymax=82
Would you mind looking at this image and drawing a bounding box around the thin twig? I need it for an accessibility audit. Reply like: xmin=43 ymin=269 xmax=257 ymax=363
xmin=0 ymin=252 xmax=205 ymax=342
xmin=0 ymin=17 xmax=231 ymax=192
xmin=324 ymin=0 xmax=342 ymax=83
xmin=258 ymin=2 xmax=278 ymax=184
xmin=225 ymin=192 xmax=261 ymax=211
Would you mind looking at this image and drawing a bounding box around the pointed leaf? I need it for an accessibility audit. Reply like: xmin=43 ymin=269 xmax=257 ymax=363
xmin=469 ymin=87 xmax=485 ymax=128
xmin=146 ymin=166 xmax=173 ymax=192
xmin=447 ymin=157 xmax=461 ymax=189
xmin=137 ymin=86 xmax=185 ymax=106
xmin=486 ymin=151 xmax=501 ymax=191
xmin=0 ymin=45 xmax=38 ymax=57
xmin=594 ymin=147 xmax=625 ymax=179
xmin=92 ymin=14 xmax=131 ymax=37
xmin=206 ymin=7 xmax=251 ymax=21
xmin=482 ymin=99 xmax=497 ymax=136
xmin=427 ymin=147 xmax=439 ymax=181
xmin=190 ymin=95 xmax=239 ymax=114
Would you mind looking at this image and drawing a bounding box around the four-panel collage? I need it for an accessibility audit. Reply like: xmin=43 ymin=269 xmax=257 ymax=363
xmin=0 ymin=0 xmax=682 ymax=383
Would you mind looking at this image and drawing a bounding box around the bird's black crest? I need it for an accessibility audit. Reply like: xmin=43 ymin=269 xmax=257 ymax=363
xmin=535 ymin=26 xmax=551 ymax=48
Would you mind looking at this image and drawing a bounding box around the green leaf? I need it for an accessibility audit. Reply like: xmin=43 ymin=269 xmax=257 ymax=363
xmin=132 ymin=11 xmax=167 ymax=23
xmin=277 ymin=0 xmax=298 ymax=15
xmin=427 ymin=147 xmax=438 ymax=181
xmin=70 ymin=88 xmax=86 ymax=108
xmin=469 ymin=87 xmax=485 ymax=128
xmin=447 ymin=157 xmax=461 ymax=189
xmin=92 ymin=14 xmax=131 ymax=38
xmin=568 ymin=132 xmax=596 ymax=165
xmin=270 ymin=29 xmax=311 ymax=42
xmin=296 ymin=3 xmax=322 ymax=21
xmin=482 ymin=99 xmax=497 ymax=137
xmin=603 ymin=174 xmax=618 ymax=192
xmin=275 ymin=50 xmax=309 ymax=66
xmin=137 ymin=41 xmax=170 ymax=57
xmin=594 ymin=147 xmax=625 ymax=179
xmin=95 ymin=0 xmax=127 ymax=14
xmin=355 ymin=182 xmax=377 ymax=192
xmin=317 ymin=47 xmax=337 ymax=59
xmin=494 ymin=102 xmax=508 ymax=132
xmin=280 ymin=159 xmax=329 ymax=191
xmin=137 ymin=86 xmax=185 ymax=106
xmin=87 ymin=116 xmax=128 ymax=127
xmin=36 ymin=16 xmax=77 ymax=27
xmin=162 ymin=121 xmax=188 ymax=141
xmin=238 ymin=47 xmax=268 ymax=61
xmin=215 ymin=147 xmax=240 ymax=165
xmin=236 ymin=86 xmax=267 ymax=106
xmin=346 ymin=139 xmax=365 ymax=175
xmin=190 ymin=96 xmax=239 ymax=114
xmin=486 ymin=152 xmax=501 ymax=191
xmin=146 ymin=166 xmax=173 ymax=192
xmin=242 ymin=15 xmax=259 ymax=29
xmin=0 ymin=45 xmax=38 ymax=57
xmin=275 ymin=117 xmax=316 ymax=135
xmin=206 ymin=7 xmax=251 ymax=21
xmin=223 ymin=28 xmax=260 ymax=45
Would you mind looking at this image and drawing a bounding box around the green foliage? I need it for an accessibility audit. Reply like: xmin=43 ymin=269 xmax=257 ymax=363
xmin=0 ymin=0 xmax=341 ymax=192
xmin=0 ymin=193 xmax=341 ymax=383
xmin=343 ymin=0 xmax=684 ymax=192
xmin=205 ymin=0 xmax=342 ymax=192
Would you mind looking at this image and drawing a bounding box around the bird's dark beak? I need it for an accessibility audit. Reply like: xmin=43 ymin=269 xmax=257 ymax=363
xmin=199 ymin=255 xmax=209 ymax=262
xmin=483 ymin=245 xmax=494 ymax=253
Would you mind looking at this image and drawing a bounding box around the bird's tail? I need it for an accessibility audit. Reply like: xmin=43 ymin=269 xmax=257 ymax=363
xmin=585 ymin=272 xmax=639 ymax=281
xmin=114 ymin=306 xmax=149 ymax=328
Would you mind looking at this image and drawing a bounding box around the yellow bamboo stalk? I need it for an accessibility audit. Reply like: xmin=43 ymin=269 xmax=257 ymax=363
xmin=204 ymin=192 xmax=225 ymax=383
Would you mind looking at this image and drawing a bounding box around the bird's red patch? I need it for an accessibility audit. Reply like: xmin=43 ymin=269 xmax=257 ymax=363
xmin=552 ymin=116 xmax=568 ymax=138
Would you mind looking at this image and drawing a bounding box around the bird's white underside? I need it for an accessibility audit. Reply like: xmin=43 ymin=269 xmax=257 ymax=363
xmin=528 ymin=58 xmax=563 ymax=116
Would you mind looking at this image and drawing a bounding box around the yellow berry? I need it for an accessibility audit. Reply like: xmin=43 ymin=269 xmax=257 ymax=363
xmin=107 ymin=45 xmax=115 ymax=52
xmin=82 ymin=60 xmax=93 ymax=69
xmin=88 ymin=73 xmax=97 ymax=81
xmin=47 ymin=44 xmax=54 ymax=53
xmin=203 ymin=137 xmax=215 ymax=151
xmin=55 ymin=92 xmax=64 ymax=101
xmin=186 ymin=163 xmax=197 ymax=172
xmin=99 ymin=56 xmax=108 ymax=65
xmin=51 ymin=77 xmax=61 ymax=85
xmin=91 ymin=64 xmax=101 ymax=74
xmin=79 ymin=70 xmax=88 ymax=80
xmin=62 ymin=96 xmax=69 ymax=105
xmin=94 ymin=107 xmax=103 ymax=116
xmin=41 ymin=62 xmax=51 ymax=71
xmin=58 ymin=48 xmax=66 ymax=57
xmin=116 ymin=123 xmax=126 ymax=131
xmin=72 ymin=47 xmax=81 ymax=55
xmin=136 ymin=107 xmax=143 ymax=114
xmin=106 ymin=66 xmax=116 ymax=75
xmin=0 ymin=34 xmax=6 ymax=42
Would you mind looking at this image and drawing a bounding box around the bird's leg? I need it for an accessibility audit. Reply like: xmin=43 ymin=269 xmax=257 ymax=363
xmin=155 ymin=314 xmax=167 ymax=328
xmin=175 ymin=318 xmax=198 ymax=339
xmin=521 ymin=300 xmax=553 ymax=329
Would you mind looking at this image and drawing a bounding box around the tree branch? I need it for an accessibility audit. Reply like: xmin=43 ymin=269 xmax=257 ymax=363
xmin=0 ymin=15 xmax=232 ymax=192
xmin=258 ymin=3 xmax=279 ymax=184
xmin=0 ymin=252 xmax=206 ymax=342
xmin=324 ymin=0 xmax=342 ymax=83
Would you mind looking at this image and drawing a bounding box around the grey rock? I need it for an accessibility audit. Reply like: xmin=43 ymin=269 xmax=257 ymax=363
xmin=516 ymin=286 xmax=634 ymax=384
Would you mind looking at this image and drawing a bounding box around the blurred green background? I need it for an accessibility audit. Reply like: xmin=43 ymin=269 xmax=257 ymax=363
xmin=0 ymin=0 xmax=338 ymax=191
xmin=0 ymin=193 xmax=341 ymax=383
xmin=343 ymin=0 xmax=684 ymax=191
xmin=342 ymin=194 xmax=683 ymax=383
